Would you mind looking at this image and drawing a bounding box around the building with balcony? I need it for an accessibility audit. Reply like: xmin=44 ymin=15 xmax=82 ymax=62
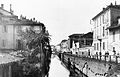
xmin=68 ymin=32 xmax=93 ymax=55
xmin=68 ymin=34 xmax=84 ymax=49
xmin=92 ymin=2 xmax=120 ymax=55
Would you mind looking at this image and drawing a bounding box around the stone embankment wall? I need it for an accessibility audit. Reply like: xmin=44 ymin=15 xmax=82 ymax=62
xmin=63 ymin=53 xmax=120 ymax=77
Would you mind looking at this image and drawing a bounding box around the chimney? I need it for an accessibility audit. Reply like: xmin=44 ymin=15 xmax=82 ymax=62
xmin=110 ymin=3 xmax=113 ymax=6
xmin=115 ymin=1 xmax=117 ymax=5
xmin=30 ymin=18 xmax=32 ymax=21
xmin=20 ymin=15 xmax=23 ymax=19
xmin=10 ymin=4 xmax=13 ymax=14
xmin=103 ymin=8 xmax=105 ymax=10
xmin=33 ymin=18 xmax=35 ymax=21
xmin=1 ymin=4 xmax=4 ymax=9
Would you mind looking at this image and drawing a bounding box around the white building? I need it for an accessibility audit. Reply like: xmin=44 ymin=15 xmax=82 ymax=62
xmin=0 ymin=4 xmax=44 ymax=52
xmin=92 ymin=3 xmax=120 ymax=55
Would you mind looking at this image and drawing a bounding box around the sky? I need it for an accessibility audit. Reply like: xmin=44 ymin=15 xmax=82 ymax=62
xmin=0 ymin=0 xmax=120 ymax=45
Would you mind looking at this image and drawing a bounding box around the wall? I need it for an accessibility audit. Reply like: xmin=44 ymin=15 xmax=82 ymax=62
xmin=109 ymin=28 xmax=120 ymax=55
xmin=63 ymin=54 xmax=120 ymax=77
xmin=108 ymin=8 xmax=120 ymax=55
xmin=0 ymin=25 xmax=15 ymax=50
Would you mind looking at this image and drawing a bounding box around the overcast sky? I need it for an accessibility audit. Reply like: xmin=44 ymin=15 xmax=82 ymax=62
xmin=1 ymin=0 xmax=120 ymax=45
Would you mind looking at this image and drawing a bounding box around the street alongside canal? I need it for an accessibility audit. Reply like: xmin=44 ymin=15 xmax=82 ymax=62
xmin=49 ymin=55 xmax=70 ymax=77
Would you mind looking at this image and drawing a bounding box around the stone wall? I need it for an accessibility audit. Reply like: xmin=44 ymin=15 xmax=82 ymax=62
xmin=63 ymin=53 xmax=120 ymax=77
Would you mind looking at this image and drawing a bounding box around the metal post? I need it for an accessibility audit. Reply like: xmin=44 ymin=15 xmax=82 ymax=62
xmin=116 ymin=56 xmax=118 ymax=63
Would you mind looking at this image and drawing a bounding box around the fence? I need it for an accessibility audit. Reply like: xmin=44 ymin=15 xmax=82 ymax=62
xmin=60 ymin=53 xmax=88 ymax=77
xmin=62 ymin=52 xmax=120 ymax=64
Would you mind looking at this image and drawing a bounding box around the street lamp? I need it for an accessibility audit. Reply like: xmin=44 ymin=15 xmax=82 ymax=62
xmin=98 ymin=38 xmax=102 ymax=60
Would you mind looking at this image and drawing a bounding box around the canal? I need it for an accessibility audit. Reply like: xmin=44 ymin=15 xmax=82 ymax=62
xmin=48 ymin=54 xmax=87 ymax=77
xmin=49 ymin=54 xmax=70 ymax=77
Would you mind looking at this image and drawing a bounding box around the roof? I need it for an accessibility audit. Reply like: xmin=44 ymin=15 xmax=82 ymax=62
xmin=68 ymin=34 xmax=84 ymax=38
xmin=0 ymin=7 xmax=17 ymax=16
xmin=14 ymin=19 xmax=44 ymax=26
xmin=0 ymin=15 xmax=44 ymax=27
xmin=61 ymin=39 xmax=67 ymax=43
xmin=0 ymin=6 xmax=44 ymax=27
xmin=92 ymin=3 xmax=120 ymax=20
xmin=0 ymin=53 xmax=23 ymax=64
xmin=81 ymin=32 xmax=93 ymax=38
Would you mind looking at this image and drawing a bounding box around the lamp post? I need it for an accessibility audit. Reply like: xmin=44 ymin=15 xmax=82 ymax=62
xmin=98 ymin=38 xmax=102 ymax=60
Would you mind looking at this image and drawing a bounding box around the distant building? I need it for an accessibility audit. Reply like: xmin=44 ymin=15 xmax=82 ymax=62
xmin=80 ymin=32 xmax=93 ymax=47
xmin=68 ymin=32 xmax=93 ymax=55
xmin=68 ymin=34 xmax=84 ymax=48
xmin=60 ymin=39 xmax=69 ymax=52
xmin=92 ymin=2 xmax=120 ymax=55
xmin=0 ymin=4 xmax=44 ymax=52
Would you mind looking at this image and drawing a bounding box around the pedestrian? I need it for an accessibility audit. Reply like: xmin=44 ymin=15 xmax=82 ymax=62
xmin=68 ymin=58 xmax=71 ymax=70
xmin=113 ymin=47 xmax=116 ymax=55
xmin=88 ymin=49 xmax=90 ymax=57
xmin=99 ymin=51 xmax=102 ymax=60
xmin=96 ymin=52 xmax=98 ymax=59
xmin=58 ymin=53 xmax=61 ymax=60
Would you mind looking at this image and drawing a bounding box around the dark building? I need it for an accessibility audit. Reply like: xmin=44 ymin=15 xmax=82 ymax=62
xmin=68 ymin=34 xmax=84 ymax=48
xmin=68 ymin=32 xmax=93 ymax=48
xmin=81 ymin=32 xmax=93 ymax=47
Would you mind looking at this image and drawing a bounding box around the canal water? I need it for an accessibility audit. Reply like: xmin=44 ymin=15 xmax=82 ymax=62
xmin=48 ymin=54 xmax=70 ymax=77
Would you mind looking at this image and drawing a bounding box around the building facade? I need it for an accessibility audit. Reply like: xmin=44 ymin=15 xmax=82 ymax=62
xmin=0 ymin=4 xmax=44 ymax=52
xmin=68 ymin=32 xmax=93 ymax=55
xmin=107 ymin=16 xmax=120 ymax=55
xmin=92 ymin=3 xmax=120 ymax=55
xmin=60 ymin=39 xmax=69 ymax=53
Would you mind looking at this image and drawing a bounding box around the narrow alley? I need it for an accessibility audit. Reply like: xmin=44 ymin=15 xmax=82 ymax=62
xmin=49 ymin=55 xmax=70 ymax=77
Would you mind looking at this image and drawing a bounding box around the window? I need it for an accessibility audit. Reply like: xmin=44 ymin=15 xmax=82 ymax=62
xmin=102 ymin=15 xmax=105 ymax=24
xmin=96 ymin=19 xmax=98 ymax=27
xmin=106 ymin=12 xmax=109 ymax=22
xmin=113 ymin=31 xmax=115 ymax=42
xmin=98 ymin=18 xmax=100 ymax=26
xmin=94 ymin=43 xmax=96 ymax=50
xmin=103 ymin=42 xmax=105 ymax=50
xmin=3 ymin=25 xmax=7 ymax=32
xmin=103 ymin=27 xmax=105 ymax=37
xmin=97 ymin=43 xmax=99 ymax=50
xmin=100 ymin=16 xmax=101 ymax=26
xmin=119 ymin=30 xmax=120 ymax=40
xmin=2 ymin=40 xmax=6 ymax=47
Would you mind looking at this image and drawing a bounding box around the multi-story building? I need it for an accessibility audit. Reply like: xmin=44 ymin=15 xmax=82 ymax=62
xmin=107 ymin=13 xmax=120 ymax=55
xmin=92 ymin=2 xmax=120 ymax=55
xmin=68 ymin=34 xmax=84 ymax=48
xmin=0 ymin=4 xmax=44 ymax=52
xmin=68 ymin=32 xmax=93 ymax=55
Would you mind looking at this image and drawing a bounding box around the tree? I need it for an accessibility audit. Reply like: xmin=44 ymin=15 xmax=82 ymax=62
xmin=17 ymin=25 xmax=52 ymax=77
